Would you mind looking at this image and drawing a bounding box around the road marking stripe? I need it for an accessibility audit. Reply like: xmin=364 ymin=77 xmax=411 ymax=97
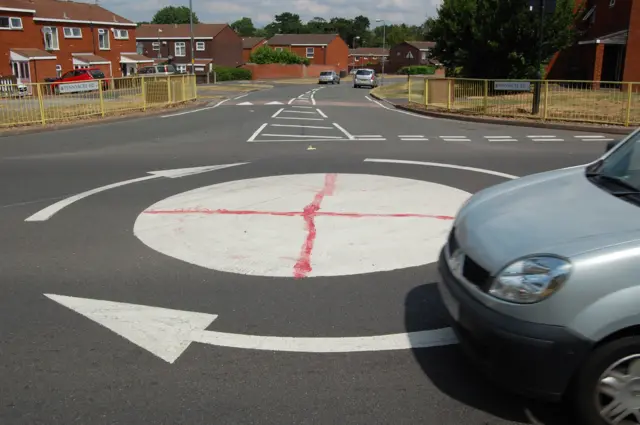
xmin=247 ymin=138 xmax=348 ymax=142
xmin=161 ymin=99 xmax=229 ymax=117
xmin=442 ymin=138 xmax=470 ymax=142
xmin=487 ymin=139 xmax=517 ymax=142
xmin=527 ymin=135 xmax=555 ymax=138
xmin=247 ymin=123 xmax=268 ymax=142
xmin=399 ymin=135 xmax=424 ymax=137
xmin=440 ymin=136 xmax=467 ymax=138
xmin=234 ymin=94 xmax=248 ymax=99
xmin=288 ymin=98 xmax=296 ymax=104
xmin=532 ymin=138 xmax=564 ymax=142
xmin=575 ymin=135 xmax=606 ymax=138
xmin=364 ymin=159 xmax=518 ymax=179
xmin=401 ymin=138 xmax=428 ymax=141
xmin=483 ymin=136 xmax=512 ymax=138
xmin=355 ymin=135 xmax=382 ymax=137
xmin=333 ymin=123 xmax=355 ymax=140
xmin=274 ymin=117 xmax=325 ymax=121
xmin=292 ymin=106 xmax=313 ymax=109
xmin=271 ymin=108 xmax=285 ymax=118
xmin=356 ymin=138 xmax=387 ymax=141
xmin=270 ymin=124 xmax=333 ymax=129
xmin=261 ymin=134 xmax=344 ymax=139
xmin=283 ymin=110 xmax=317 ymax=114
xmin=316 ymin=109 xmax=328 ymax=118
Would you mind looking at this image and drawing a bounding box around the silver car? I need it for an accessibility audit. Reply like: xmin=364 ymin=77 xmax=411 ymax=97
xmin=353 ymin=68 xmax=378 ymax=88
xmin=437 ymin=129 xmax=640 ymax=425
xmin=318 ymin=71 xmax=340 ymax=84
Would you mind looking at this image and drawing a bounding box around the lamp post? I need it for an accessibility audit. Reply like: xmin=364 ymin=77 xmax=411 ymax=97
xmin=157 ymin=28 xmax=162 ymax=59
xmin=189 ymin=0 xmax=195 ymax=75
xmin=375 ymin=19 xmax=386 ymax=86
xmin=353 ymin=36 xmax=360 ymax=69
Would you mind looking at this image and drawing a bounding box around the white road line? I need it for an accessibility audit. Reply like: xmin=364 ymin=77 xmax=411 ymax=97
xmin=274 ymin=116 xmax=325 ymax=121
xmin=399 ymin=135 xmax=424 ymax=137
xmin=333 ymin=123 xmax=355 ymax=140
xmin=596 ymin=139 xmax=616 ymax=142
xmin=401 ymin=138 xmax=428 ymax=141
xmin=364 ymin=159 xmax=519 ymax=179
xmin=271 ymin=108 xmax=285 ymax=118
xmin=365 ymin=96 xmax=373 ymax=102
xmin=288 ymin=98 xmax=296 ymax=104
xmin=527 ymin=135 xmax=555 ymax=138
xmin=440 ymin=136 xmax=468 ymax=138
xmin=234 ymin=94 xmax=248 ymax=99
xmin=442 ymin=138 xmax=471 ymax=142
xmin=248 ymin=138 xmax=349 ymax=143
xmin=532 ymin=138 xmax=564 ymax=142
xmin=369 ymin=98 xmax=433 ymax=119
xmin=292 ymin=105 xmax=313 ymax=109
xmin=487 ymin=138 xmax=517 ymax=142
xmin=261 ymin=134 xmax=344 ymax=139
xmin=316 ymin=109 xmax=328 ymax=118
xmin=356 ymin=138 xmax=387 ymax=141
xmin=283 ymin=110 xmax=317 ymax=114
xmin=575 ymin=135 xmax=606 ymax=138
xmin=161 ymin=99 xmax=230 ymax=118
xmin=270 ymin=124 xmax=333 ymax=129
xmin=247 ymin=123 xmax=268 ymax=142
xmin=483 ymin=136 xmax=512 ymax=139
xmin=354 ymin=135 xmax=382 ymax=138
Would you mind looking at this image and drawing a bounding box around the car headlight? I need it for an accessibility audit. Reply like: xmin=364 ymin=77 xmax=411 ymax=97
xmin=488 ymin=256 xmax=572 ymax=304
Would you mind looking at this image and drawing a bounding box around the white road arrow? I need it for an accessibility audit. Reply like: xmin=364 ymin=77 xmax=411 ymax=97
xmin=265 ymin=101 xmax=284 ymax=105
xmin=25 ymin=163 xmax=247 ymax=222
xmin=237 ymin=102 xmax=253 ymax=105
xmin=45 ymin=294 xmax=459 ymax=364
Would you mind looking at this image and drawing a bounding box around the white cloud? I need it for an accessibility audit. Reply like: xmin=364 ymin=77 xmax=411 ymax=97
xmin=91 ymin=0 xmax=440 ymax=26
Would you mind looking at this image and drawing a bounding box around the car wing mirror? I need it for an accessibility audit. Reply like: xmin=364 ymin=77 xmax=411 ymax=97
xmin=606 ymin=140 xmax=619 ymax=153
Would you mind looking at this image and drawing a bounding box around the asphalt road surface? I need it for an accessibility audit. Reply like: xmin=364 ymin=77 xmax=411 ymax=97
xmin=0 ymin=81 xmax=628 ymax=425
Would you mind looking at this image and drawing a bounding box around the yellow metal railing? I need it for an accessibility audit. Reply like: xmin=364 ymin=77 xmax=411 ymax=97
xmin=405 ymin=75 xmax=640 ymax=127
xmin=0 ymin=75 xmax=198 ymax=128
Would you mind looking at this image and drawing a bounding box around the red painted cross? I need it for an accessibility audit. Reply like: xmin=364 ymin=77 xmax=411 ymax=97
xmin=143 ymin=173 xmax=454 ymax=279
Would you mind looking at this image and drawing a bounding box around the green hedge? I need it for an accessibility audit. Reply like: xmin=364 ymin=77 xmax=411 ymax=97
xmin=398 ymin=65 xmax=437 ymax=75
xmin=212 ymin=66 xmax=252 ymax=81
xmin=249 ymin=45 xmax=310 ymax=65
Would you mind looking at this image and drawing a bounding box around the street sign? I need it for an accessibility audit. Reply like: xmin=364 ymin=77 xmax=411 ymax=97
xmin=58 ymin=81 xmax=99 ymax=94
xmin=495 ymin=81 xmax=531 ymax=91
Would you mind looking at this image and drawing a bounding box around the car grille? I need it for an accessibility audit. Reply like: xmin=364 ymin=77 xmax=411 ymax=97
xmin=447 ymin=228 xmax=491 ymax=289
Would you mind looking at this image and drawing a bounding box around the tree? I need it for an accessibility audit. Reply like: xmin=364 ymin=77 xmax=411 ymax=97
xmin=264 ymin=12 xmax=304 ymax=36
xmin=151 ymin=6 xmax=199 ymax=25
xmin=427 ymin=0 xmax=582 ymax=78
xmin=306 ymin=17 xmax=329 ymax=34
xmin=249 ymin=45 xmax=310 ymax=65
xmin=231 ymin=17 xmax=256 ymax=36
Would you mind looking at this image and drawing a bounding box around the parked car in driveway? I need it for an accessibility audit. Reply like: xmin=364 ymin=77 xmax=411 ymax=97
xmin=437 ymin=129 xmax=640 ymax=425
xmin=318 ymin=71 xmax=340 ymax=84
xmin=353 ymin=68 xmax=378 ymax=88
xmin=138 ymin=64 xmax=178 ymax=76
xmin=45 ymin=68 xmax=109 ymax=94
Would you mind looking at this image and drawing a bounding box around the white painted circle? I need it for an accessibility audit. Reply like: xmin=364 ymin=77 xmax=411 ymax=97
xmin=134 ymin=174 xmax=471 ymax=278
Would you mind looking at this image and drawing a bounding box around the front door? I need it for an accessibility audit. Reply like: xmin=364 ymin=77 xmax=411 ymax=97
xmin=10 ymin=60 xmax=32 ymax=94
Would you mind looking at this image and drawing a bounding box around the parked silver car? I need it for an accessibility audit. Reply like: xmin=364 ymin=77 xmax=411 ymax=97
xmin=437 ymin=129 xmax=640 ymax=425
xmin=353 ymin=68 xmax=378 ymax=88
xmin=318 ymin=71 xmax=340 ymax=84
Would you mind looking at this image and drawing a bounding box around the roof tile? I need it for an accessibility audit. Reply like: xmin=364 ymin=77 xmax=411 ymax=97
xmin=267 ymin=33 xmax=339 ymax=46
xmin=136 ymin=23 xmax=228 ymax=38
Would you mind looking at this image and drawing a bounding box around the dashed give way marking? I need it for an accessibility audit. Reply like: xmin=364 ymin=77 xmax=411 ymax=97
xmin=45 ymin=293 xmax=458 ymax=363
xmin=134 ymin=173 xmax=471 ymax=278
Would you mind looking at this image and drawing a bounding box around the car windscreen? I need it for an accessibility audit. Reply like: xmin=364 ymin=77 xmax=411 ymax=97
xmin=588 ymin=128 xmax=640 ymax=192
xmin=320 ymin=72 xmax=332 ymax=76
xmin=138 ymin=67 xmax=154 ymax=74
xmin=89 ymin=70 xmax=105 ymax=79
xmin=356 ymin=70 xmax=373 ymax=76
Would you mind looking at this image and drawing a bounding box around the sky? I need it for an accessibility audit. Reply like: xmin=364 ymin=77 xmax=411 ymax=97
xmin=94 ymin=0 xmax=442 ymax=26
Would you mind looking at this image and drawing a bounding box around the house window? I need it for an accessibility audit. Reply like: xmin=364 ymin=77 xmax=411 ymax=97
xmin=136 ymin=42 xmax=144 ymax=55
xmin=63 ymin=27 xmax=82 ymax=38
xmin=275 ymin=47 xmax=283 ymax=52
xmin=421 ymin=51 xmax=427 ymax=60
xmin=406 ymin=51 xmax=414 ymax=59
xmin=306 ymin=47 xmax=314 ymax=58
xmin=98 ymin=28 xmax=110 ymax=50
xmin=56 ymin=64 xmax=62 ymax=78
xmin=175 ymin=42 xmax=186 ymax=57
xmin=113 ymin=29 xmax=129 ymax=40
xmin=43 ymin=27 xmax=59 ymax=50
xmin=196 ymin=66 xmax=205 ymax=72
xmin=152 ymin=42 xmax=160 ymax=51
xmin=0 ymin=16 xmax=22 ymax=29
xmin=176 ymin=64 xmax=187 ymax=73
xmin=196 ymin=41 xmax=205 ymax=51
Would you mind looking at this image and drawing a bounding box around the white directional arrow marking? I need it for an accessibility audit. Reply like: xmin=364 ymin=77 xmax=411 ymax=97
xmin=45 ymin=294 xmax=459 ymax=364
xmin=265 ymin=101 xmax=283 ymax=105
xmin=237 ymin=101 xmax=253 ymax=105
xmin=25 ymin=163 xmax=247 ymax=222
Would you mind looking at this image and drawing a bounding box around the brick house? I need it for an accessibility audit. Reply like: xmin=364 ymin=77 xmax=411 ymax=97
xmin=136 ymin=23 xmax=243 ymax=74
xmin=266 ymin=34 xmax=348 ymax=70
xmin=348 ymin=47 xmax=389 ymax=67
xmin=387 ymin=41 xmax=437 ymax=73
xmin=0 ymin=0 xmax=147 ymax=83
xmin=547 ymin=0 xmax=640 ymax=85
xmin=242 ymin=36 xmax=266 ymax=63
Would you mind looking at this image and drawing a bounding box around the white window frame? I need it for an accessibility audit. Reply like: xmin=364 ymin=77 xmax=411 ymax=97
xmin=275 ymin=47 xmax=283 ymax=52
xmin=306 ymin=47 xmax=314 ymax=58
xmin=98 ymin=28 xmax=110 ymax=50
xmin=63 ymin=27 xmax=82 ymax=38
xmin=113 ymin=29 xmax=129 ymax=40
xmin=176 ymin=64 xmax=187 ymax=73
xmin=152 ymin=42 xmax=160 ymax=51
xmin=0 ymin=16 xmax=22 ymax=29
xmin=421 ymin=51 xmax=427 ymax=60
xmin=56 ymin=64 xmax=62 ymax=78
xmin=43 ymin=26 xmax=59 ymax=50
xmin=196 ymin=41 xmax=205 ymax=51
xmin=175 ymin=42 xmax=186 ymax=57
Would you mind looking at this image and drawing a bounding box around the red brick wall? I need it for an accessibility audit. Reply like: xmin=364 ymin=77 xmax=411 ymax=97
xmin=623 ymin=1 xmax=640 ymax=82
xmin=30 ymin=60 xmax=57 ymax=83
xmin=326 ymin=37 xmax=348 ymax=71
xmin=242 ymin=63 xmax=341 ymax=79
xmin=0 ymin=12 xmax=39 ymax=77
xmin=211 ymin=25 xmax=242 ymax=67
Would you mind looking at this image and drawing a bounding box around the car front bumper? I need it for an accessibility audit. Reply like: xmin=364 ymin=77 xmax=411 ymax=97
xmin=436 ymin=248 xmax=592 ymax=401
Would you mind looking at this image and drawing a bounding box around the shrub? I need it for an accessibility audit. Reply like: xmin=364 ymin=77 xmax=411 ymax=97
xmin=398 ymin=65 xmax=436 ymax=75
xmin=212 ymin=66 xmax=252 ymax=81
xmin=249 ymin=46 xmax=310 ymax=65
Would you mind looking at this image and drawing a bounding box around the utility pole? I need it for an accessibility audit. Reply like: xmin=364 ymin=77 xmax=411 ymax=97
xmin=376 ymin=19 xmax=386 ymax=86
xmin=189 ymin=0 xmax=195 ymax=75
xmin=532 ymin=0 xmax=545 ymax=115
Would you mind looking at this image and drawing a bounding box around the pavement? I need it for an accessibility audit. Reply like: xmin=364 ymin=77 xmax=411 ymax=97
xmin=0 ymin=80 xmax=629 ymax=425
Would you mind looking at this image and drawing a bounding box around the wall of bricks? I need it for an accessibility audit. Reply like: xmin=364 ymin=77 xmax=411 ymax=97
xmin=242 ymin=63 xmax=342 ymax=80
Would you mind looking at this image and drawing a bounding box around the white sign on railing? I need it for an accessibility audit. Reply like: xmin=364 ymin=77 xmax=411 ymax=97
xmin=58 ymin=81 xmax=100 ymax=94
xmin=494 ymin=81 xmax=531 ymax=91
